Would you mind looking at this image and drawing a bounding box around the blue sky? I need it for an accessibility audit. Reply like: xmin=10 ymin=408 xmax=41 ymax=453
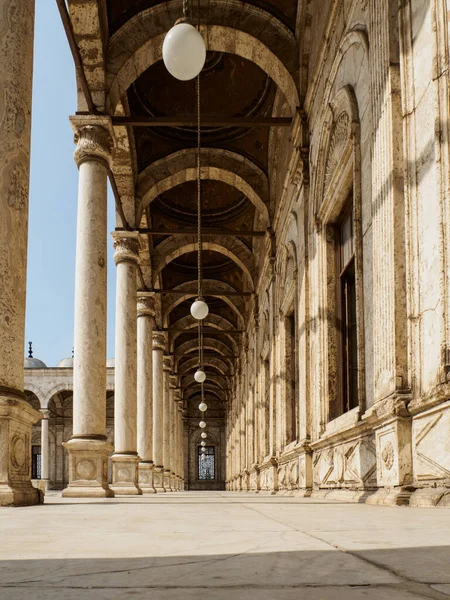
xmin=25 ymin=1 xmax=116 ymax=366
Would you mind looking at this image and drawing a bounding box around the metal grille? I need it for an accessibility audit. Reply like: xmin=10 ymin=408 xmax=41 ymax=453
xmin=32 ymin=445 xmax=41 ymax=479
xmin=198 ymin=446 xmax=215 ymax=480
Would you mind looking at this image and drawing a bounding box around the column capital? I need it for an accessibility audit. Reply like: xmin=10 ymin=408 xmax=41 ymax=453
xmin=152 ymin=330 xmax=166 ymax=351
xmin=137 ymin=292 xmax=156 ymax=318
xmin=169 ymin=374 xmax=178 ymax=389
xmin=40 ymin=408 xmax=50 ymax=419
xmin=111 ymin=231 xmax=140 ymax=265
xmin=71 ymin=116 xmax=114 ymax=168
xmin=163 ymin=356 xmax=173 ymax=372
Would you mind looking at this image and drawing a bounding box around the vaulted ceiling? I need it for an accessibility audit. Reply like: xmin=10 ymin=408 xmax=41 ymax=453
xmin=98 ymin=0 xmax=300 ymax=416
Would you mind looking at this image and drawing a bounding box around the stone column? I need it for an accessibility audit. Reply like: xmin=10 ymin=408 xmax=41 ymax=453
xmin=0 ymin=0 xmax=42 ymax=507
xmin=137 ymin=293 xmax=156 ymax=493
xmin=169 ymin=374 xmax=177 ymax=491
xmin=63 ymin=118 xmax=114 ymax=498
xmin=178 ymin=400 xmax=185 ymax=490
xmin=40 ymin=409 xmax=50 ymax=481
xmin=247 ymin=386 xmax=255 ymax=490
xmin=162 ymin=357 xmax=172 ymax=491
xmin=152 ymin=332 xmax=166 ymax=492
xmin=110 ymin=232 xmax=141 ymax=495
xmin=173 ymin=389 xmax=180 ymax=490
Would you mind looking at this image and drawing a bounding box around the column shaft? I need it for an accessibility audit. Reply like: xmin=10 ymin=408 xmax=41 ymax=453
xmin=162 ymin=358 xmax=172 ymax=490
xmin=63 ymin=120 xmax=114 ymax=498
xmin=152 ymin=333 xmax=166 ymax=492
xmin=0 ymin=0 xmax=41 ymax=507
xmin=40 ymin=411 xmax=49 ymax=481
xmin=178 ymin=403 xmax=185 ymax=489
xmin=137 ymin=294 xmax=156 ymax=493
xmin=169 ymin=374 xmax=177 ymax=491
xmin=111 ymin=232 xmax=141 ymax=495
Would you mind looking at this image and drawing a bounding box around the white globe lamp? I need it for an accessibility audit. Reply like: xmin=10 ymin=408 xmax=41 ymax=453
xmin=199 ymin=420 xmax=206 ymax=428
xmin=163 ymin=21 xmax=206 ymax=81
xmin=194 ymin=368 xmax=206 ymax=383
xmin=201 ymin=432 xmax=207 ymax=439
xmin=201 ymin=447 xmax=206 ymax=453
xmin=199 ymin=401 xmax=208 ymax=412
xmin=201 ymin=441 xmax=206 ymax=446
xmin=191 ymin=297 xmax=209 ymax=320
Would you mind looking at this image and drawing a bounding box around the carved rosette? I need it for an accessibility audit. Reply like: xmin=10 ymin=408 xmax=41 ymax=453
xmin=382 ymin=441 xmax=395 ymax=470
xmin=137 ymin=293 xmax=156 ymax=318
xmin=73 ymin=125 xmax=113 ymax=168
xmin=112 ymin=232 xmax=140 ymax=266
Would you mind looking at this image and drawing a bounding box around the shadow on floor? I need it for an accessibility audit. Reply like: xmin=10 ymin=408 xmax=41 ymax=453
xmin=1 ymin=545 xmax=450 ymax=600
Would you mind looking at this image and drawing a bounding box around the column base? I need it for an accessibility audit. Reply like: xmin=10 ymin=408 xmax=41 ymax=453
xmin=0 ymin=397 xmax=43 ymax=507
xmin=171 ymin=473 xmax=177 ymax=491
xmin=138 ymin=461 xmax=156 ymax=494
xmin=62 ymin=438 xmax=114 ymax=498
xmin=111 ymin=453 xmax=142 ymax=495
xmin=366 ymin=485 xmax=416 ymax=506
xmin=164 ymin=470 xmax=172 ymax=491
xmin=153 ymin=466 xmax=166 ymax=492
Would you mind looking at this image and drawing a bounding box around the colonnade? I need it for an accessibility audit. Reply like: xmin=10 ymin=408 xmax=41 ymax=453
xmin=62 ymin=118 xmax=185 ymax=498
xmin=0 ymin=0 xmax=184 ymax=501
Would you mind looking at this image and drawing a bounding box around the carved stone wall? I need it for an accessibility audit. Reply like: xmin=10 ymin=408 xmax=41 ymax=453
xmin=226 ymin=0 xmax=450 ymax=507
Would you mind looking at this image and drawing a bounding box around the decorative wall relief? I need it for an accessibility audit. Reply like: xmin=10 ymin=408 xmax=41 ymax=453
xmin=313 ymin=435 xmax=376 ymax=488
xmin=375 ymin=418 xmax=412 ymax=487
xmin=412 ymin=403 xmax=450 ymax=484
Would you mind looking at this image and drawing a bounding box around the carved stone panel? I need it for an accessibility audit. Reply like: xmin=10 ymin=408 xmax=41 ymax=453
xmin=374 ymin=418 xmax=412 ymax=487
xmin=412 ymin=402 xmax=450 ymax=484
xmin=313 ymin=435 xmax=376 ymax=489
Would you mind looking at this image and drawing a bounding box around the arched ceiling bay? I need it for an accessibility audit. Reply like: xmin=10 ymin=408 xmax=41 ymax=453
xmin=100 ymin=0 xmax=297 ymax=411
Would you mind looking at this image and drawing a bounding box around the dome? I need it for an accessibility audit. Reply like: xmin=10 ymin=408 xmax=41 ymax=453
xmin=24 ymin=357 xmax=47 ymax=369
xmin=106 ymin=358 xmax=115 ymax=367
xmin=57 ymin=357 xmax=74 ymax=368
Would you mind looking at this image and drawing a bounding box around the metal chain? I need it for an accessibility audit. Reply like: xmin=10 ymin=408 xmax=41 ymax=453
xmin=183 ymin=0 xmax=189 ymax=18
xmin=196 ymin=72 xmax=204 ymax=375
xmin=197 ymin=73 xmax=202 ymax=298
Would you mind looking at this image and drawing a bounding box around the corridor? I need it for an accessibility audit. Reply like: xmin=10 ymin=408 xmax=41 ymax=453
xmin=1 ymin=492 xmax=450 ymax=599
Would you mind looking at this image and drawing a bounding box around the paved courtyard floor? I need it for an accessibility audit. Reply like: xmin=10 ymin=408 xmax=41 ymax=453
xmin=1 ymin=491 xmax=450 ymax=599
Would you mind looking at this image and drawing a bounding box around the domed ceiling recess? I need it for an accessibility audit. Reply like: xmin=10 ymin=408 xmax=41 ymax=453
xmin=104 ymin=0 xmax=297 ymax=419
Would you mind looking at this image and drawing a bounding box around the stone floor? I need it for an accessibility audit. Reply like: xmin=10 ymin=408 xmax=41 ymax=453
xmin=1 ymin=491 xmax=450 ymax=599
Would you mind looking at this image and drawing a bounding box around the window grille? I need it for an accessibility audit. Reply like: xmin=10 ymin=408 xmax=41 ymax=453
xmin=198 ymin=445 xmax=215 ymax=480
xmin=32 ymin=445 xmax=41 ymax=479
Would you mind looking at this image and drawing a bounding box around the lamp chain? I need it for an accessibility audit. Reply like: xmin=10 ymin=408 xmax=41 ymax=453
xmin=183 ymin=0 xmax=189 ymax=18
xmin=196 ymin=71 xmax=205 ymax=423
xmin=197 ymin=73 xmax=202 ymax=299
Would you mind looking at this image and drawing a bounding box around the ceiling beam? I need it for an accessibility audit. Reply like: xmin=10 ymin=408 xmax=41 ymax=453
xmin=138 ymin=228 xmax=266 ymax=237
xmin=149 ymin=289 xmax=252 ymax=297
xmin=163 ymin=328 xmax=243 ymax=335
xmin=112 ymin=116 xmax=292 ymax=128
xmin=171 ymin=352 xmax=239 ymax=358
